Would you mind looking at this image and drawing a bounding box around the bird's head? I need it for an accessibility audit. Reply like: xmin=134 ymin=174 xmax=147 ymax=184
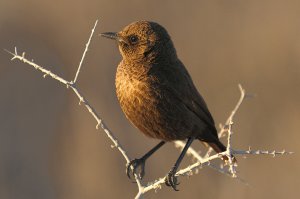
xmin=101 ymin=21 xmax=177 ymax=63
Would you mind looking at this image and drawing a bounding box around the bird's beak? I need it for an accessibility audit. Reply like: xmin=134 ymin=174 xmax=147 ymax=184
xmin=100 ymin=32 xmax=127 ymax=44
xmin=100 ymin=32 xmax=118 ymax=40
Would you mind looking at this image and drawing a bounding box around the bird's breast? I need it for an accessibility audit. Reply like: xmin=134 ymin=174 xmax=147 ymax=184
xmin=115 ymin=62 xmax=166 ymax=139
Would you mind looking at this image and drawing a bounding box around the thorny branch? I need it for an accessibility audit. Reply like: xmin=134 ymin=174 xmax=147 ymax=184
xmin=6 ymin=20 xmax=293 ymax=199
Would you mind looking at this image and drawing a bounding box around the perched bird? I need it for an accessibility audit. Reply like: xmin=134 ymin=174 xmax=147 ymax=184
xmin=101 ymin=21 xmax=233 ymax=190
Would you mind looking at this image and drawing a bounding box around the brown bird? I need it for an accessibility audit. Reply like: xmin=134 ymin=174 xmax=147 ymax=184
xmin=101 ymin=21 xmax=233 ymax=190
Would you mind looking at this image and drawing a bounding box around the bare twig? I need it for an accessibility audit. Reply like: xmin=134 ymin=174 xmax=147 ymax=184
xmin=73 ymin=20 xmax=98 ymax=83
xmin=175 ymin=141 xmax=248 ymax=184
xmin=205 ymin=84 xmax=246 ymax=158
xmin=233 ymin=148 xmax=293 ymax=156
xmin=226 ymin=119 xmax=237 ymax=177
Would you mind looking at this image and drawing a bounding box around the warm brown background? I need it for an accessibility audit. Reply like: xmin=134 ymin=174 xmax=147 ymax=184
xmin=0 ymin=0 xmax=299 ymax=199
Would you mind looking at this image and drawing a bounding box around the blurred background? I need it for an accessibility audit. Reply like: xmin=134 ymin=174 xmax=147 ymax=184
xmin=0 ymin=0 xmax=299 ymax=198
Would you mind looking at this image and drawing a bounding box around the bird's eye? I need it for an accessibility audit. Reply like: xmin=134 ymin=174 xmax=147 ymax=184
xmin=129 ymin=35 xmax=138 ymax=44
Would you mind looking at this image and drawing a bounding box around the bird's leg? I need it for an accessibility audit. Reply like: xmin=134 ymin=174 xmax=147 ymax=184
xmin=126 ymin=141 xmax=165 ymax=180
xmin=165 ymin=137 xmax=195 ymax=191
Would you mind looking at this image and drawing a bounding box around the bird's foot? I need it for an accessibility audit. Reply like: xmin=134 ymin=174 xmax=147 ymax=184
xmin=126 ymin=158 xmax=146 ymax=180
xmin=165 ymin=167 xmax=180 ymax=191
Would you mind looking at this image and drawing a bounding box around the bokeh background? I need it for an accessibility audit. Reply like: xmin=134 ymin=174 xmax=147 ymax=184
xmin=0 ymin=0 xmax=299 ymax=198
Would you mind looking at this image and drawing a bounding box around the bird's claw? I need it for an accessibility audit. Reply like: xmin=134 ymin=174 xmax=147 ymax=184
xmin=126 ymin=158 xmax=146 ymax=180
xmin=165 ymin=168 xmax=180 ymax=191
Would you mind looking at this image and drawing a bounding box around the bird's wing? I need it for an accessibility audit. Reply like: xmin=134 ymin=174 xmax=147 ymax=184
xmin=150 ymin=60 xmax=218 ymax=138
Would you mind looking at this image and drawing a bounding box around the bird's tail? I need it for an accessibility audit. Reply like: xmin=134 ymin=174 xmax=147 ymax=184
xmin=206 ymin=140 xmax=237 ymax=163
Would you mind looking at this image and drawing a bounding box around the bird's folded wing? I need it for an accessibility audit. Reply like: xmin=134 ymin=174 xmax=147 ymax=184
xmin=156 ymin=62 xmax=218 ymax=138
